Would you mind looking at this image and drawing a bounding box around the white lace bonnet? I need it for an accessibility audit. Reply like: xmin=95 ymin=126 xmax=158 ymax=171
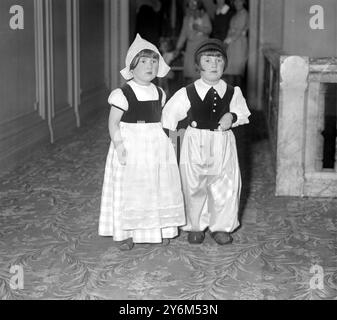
xmin=120 ymin=34 xmax=170 ymax=80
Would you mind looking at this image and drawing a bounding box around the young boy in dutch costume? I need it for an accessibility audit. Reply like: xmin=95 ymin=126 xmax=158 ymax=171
xmin=162 ymin=39 xmax=250 ymax=245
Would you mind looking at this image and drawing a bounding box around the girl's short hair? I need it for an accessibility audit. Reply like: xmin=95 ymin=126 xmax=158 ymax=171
xmin=195 ymin=50 xmax=228 ymax=73
xmin=129 ymin=49 xmax=160 ymax=70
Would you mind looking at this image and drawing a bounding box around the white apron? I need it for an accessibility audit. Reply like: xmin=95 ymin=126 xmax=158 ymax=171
xmin=99 ymin=122 xmax=185 ymax=243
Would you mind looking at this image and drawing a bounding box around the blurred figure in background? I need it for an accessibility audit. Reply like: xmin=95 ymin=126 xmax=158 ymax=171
xmin=135 ymin=0 xmax=162 ymax=47
xmin=223 ymin=0 xmax=249 ymax=88
xmin=212 ymin=0 xmax=235 ymax=41
xmin=175 ymin=0 xmax=212 ymax=85
xmin=158 ymin=37 xmax=176 ymax=96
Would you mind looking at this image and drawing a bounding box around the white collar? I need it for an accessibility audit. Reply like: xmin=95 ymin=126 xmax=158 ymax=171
xmin=128 ymin=80 xmax=158 ymax=94
xmin=216 ymin=4 xmax=230 ymax=15
xmin=128 ymin=79 xmax=153 ymax=88
xmin=194 ymin=78 xmax=227 ymax=100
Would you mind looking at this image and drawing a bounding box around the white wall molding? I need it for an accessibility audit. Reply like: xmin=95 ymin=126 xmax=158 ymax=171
xmin=247 ymin=0 xmax=260 ymax=109
xmin=276 ymin=55 xmax=309 ymax=196
xmin=119 ymin=0 xmax=129 ymax=86
xmin=52 ymin=0 xmax=76 ymax=117
xmin=72 ymin=0 xmax=81 ymax=127
xmin=104 ymin=0 xmax=111 ymax=90
xmin=45 ymin=0 xmax=55 ymax=143
xmin=34 ymin=0 xmax=46 ymax=120
xmin=110 ymin=0 xmax=121 ymax=90
xmin=66 ymin=0 xmax=74 ymax=109
xmin=107 ymin=0 xmax=129 ymax=90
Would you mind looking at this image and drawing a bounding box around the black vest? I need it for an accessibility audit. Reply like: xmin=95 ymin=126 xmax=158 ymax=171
xmin=186 ymin=83 xmax=234 ymax=130
xmin=120 ymin=83 xmax=162 ymax=123
xmin=212 ymin=9 xmax=235 ymax=41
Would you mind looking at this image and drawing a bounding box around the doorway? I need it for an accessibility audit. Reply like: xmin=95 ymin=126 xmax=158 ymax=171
xmin=128 ymin=0 xmax=260 ymax=106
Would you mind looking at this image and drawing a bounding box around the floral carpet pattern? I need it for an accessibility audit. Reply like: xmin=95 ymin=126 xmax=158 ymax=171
xmin=0 ymin=109 xmax=336 ymax=300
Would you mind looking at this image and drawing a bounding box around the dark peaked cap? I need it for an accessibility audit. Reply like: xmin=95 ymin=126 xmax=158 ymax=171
xmin=194 ymin=38 xmax=228 ymax=61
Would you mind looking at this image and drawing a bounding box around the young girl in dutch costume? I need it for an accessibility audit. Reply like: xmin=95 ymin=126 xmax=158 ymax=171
xmin=162 ymin=39 xmax=250 ymax=245
xmin=99 ymin=34 xmax=185 ymax=251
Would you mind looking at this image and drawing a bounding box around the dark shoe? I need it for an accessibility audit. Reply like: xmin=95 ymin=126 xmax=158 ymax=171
xmin=187 ymin=231 xmax=205 ymax=244
xmin=210 ymin=232 xmax=233 ymax=245
xmin=162 ymin=238 xmax=170 ymax=246
xmin=119 ymin=238 xmax=134 ymax=251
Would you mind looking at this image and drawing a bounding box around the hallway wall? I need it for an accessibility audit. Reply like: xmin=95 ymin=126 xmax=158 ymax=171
xmin=257 ymin=0 xmax=336 ymax=57
xmin=260 ymin=0 xmax=283 ymax=50
xmin=283 ymin=0 xmax=337 ymax=57
xmin=0 ymin=0 xmax=128 ymax=176
xmin=80 ymin=0 xmax=105 ymax=97
xmin=0 ymin=0 xmax=50 ymax=175
xmin=250 ymin=0 xmax=337 ymax=110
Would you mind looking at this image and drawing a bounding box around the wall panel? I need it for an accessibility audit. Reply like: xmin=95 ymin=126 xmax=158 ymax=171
xmin=80 ymin=0 xmax=105 ymax=96
xmin=52 ymin=0 xmax=71 ymax=112
xmin=0 ymin=0 xmax=36 ymax=121
xmin=283 ymin=0 xmax=337 ymax=57
xmin=0 ymin=0 xmax=128 ymax=176
xmin=0 ymin=0 xmax=50 ymax=174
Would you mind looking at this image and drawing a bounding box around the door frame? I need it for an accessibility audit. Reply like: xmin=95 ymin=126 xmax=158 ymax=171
xmin=104 ymin=0 xmax=130 ymax=91
xmin=247 ymin=0 xmax=261 ymax=110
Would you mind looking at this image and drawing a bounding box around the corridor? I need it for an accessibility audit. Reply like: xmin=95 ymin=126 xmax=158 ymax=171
xmin=0 ymin=107 xmax=336 ymax=300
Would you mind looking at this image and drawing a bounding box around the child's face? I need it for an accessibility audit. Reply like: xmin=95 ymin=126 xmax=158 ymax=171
xmin=131 ymin=56 xmax=159 ymax=85
xmin=199 ymin=54 xmax=225 ymax=84
xmin=234 ymin=0 xmax=244 ymax=10
xmin=189 ymin=0 xmax=199 ymax=10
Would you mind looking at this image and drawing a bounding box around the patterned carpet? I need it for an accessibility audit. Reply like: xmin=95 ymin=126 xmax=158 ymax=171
xmin=0 ymin=109 xmax=336 ymax=300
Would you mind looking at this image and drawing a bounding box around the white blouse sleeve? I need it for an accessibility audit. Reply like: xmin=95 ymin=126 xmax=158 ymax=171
xmin=230 ymin=86 xmax=251 ymax=127
xmin=160 ymin=87 xmax=166 ymax=107
xmin=162 ymin=87 xmax=190 ymax=131
xmin=107 ymin=88 xmax=129 ymax=112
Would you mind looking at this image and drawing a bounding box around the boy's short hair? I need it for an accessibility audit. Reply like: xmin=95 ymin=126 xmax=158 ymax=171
xmin=195 ymin=50 xmax=227 ymax=73
xmin=194 ymin=39 xmax=228 ymax=73
xmin=130 ymin=49 xmax=160 ymax=71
